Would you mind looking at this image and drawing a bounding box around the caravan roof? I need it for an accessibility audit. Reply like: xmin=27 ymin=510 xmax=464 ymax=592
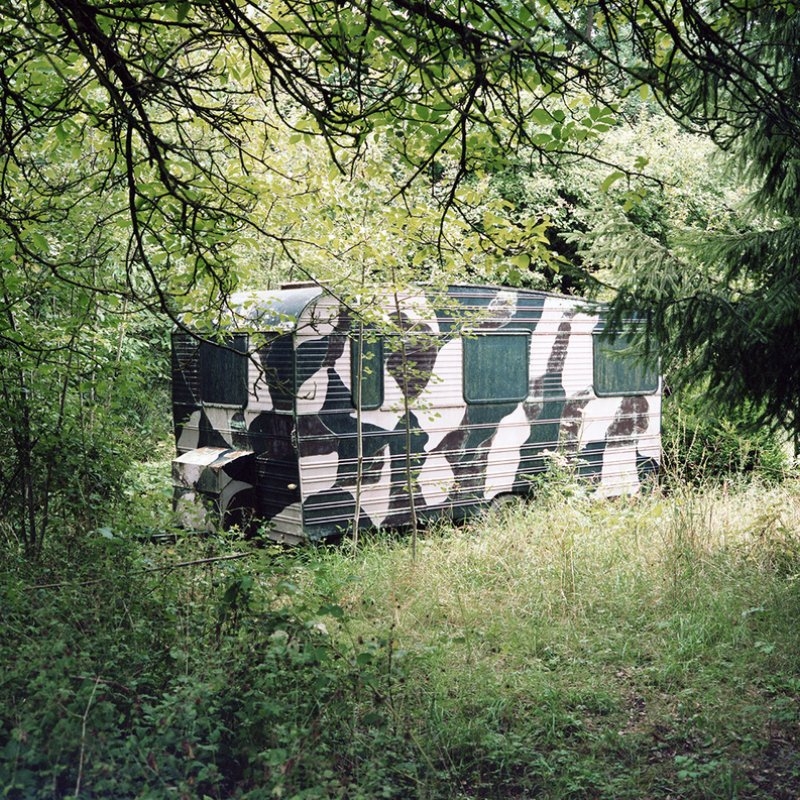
xmin=221 ymin=286 xmax=325 ymax=331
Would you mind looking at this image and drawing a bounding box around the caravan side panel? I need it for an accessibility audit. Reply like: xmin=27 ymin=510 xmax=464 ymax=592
xmin=289 ymin=286 xmax=660 ymax=536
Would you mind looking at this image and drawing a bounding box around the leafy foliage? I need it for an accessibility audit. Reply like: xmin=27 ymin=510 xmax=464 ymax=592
xmin=0 ymin=537 xmax=416 ymax=798
xmin=4 ymin=476 xmax=800 ymax=798
xmin=4 ymin=4 xmax=800 ymax=792
xmin=662 ymin=391 xmax=790 ymax=487
xmin=583 ymin=4 xmax=800 ymax=437
xmin=0 ymin=286 xmax=169 ymax=556
xmin=3 ymin=0 xmax=800 ymax=551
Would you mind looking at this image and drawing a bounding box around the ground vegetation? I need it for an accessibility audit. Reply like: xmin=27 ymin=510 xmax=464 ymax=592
xmin=2 ymin=460 xmax=800 ymax=798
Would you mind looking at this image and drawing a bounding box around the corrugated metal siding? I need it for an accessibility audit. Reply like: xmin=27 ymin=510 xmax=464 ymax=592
xmin=289 ymin=286 xmax=659 ymax=533
xmin=171 ymin=333 xmax=200 ymax=406
xmin=256 ymin=446 xmax=300 ymax=519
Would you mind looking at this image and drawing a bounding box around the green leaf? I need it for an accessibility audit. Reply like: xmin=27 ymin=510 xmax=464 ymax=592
xmin=318 ymin=603 xmax=345 ymax=619
xmin=413 ymin=104 xmax=430 ymax=121
xmin=55 ymin=122 xmax=71 ymax=143
xmin=28 ymin=231 xmax=49 ymax=252
xmin=599 ymin=171 xmax=626 ymax=193
xmin=529 ymin=108 xmax=552 ymax=126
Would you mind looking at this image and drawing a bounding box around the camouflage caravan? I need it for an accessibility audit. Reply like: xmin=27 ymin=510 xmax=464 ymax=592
xmin=171 ymin=283 xmax=661 ymax=542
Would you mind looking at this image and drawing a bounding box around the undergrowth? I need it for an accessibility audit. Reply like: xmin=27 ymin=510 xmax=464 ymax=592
xmin=2 ymin=477 xmax=800 ymax=798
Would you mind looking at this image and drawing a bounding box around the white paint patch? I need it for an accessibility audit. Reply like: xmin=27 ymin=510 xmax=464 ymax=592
xmin=419 ymin=403 xmax=468 ymax=451
xmin=416 ymin=339 xmax=466 ymax=449
xmin=576 ymin=396 xmax=624 ymax=446
xmin=637 ymin=395 xmax=662 ymax=460
xmin=176 ymin=410 xmax=202 ymax=451
xmin=299 ymin=450 xmax=340 ymax=500
xmin=397 ymin=294 xmax=440 ymax=332
xmin=529 ymin=300 xmax=569 ymax=388
xmin=418 ymin=451 xmax=456 ymax=507
xmin=484 ymin=291 xmax=518 ymax=326
xmin=528 ymin=298 xmax=598 ymax=399
xmin=305 ymin=304 xmax=341 ymax=338
xmin=359 ymin=445 xmax=393 ymax=526
xmin=331 ymin=346 xmax=351 ymax=396
xmin=560 ymin=316 xmax=597 ymax=398
xmin=381 ymin=369 xmax=406 ymax=411
xmin=637 ymin=433 xmax=661 ymax=462
xmin=270 ymin=503 xmax=304 ymax=542
xmin=485 ymin=403 xmax=530 ymax=499
xmin=203 ymin=406 xmax=237 ymax=447
xmin=599 ymin=442 xmax=641 ymax=497
xmin=296 ymin=367 xmax=329 ymax=415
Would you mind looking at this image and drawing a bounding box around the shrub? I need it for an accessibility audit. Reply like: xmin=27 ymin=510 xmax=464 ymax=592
xmin=661 ymin=389 xmax=790 ymax=486
xmin=0 ymin=537 xmax=423 ymax=799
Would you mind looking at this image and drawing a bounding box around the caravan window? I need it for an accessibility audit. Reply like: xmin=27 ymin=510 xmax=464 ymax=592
xmin=593 ymin=333 xmax=659 ymax=396
xmin=463 ymin=332 xmax=529 ymax=404
xmin=351 ymin=334 xmax=384 ymax=409
xmin=199 ymin=334 xmax=249 ymax=406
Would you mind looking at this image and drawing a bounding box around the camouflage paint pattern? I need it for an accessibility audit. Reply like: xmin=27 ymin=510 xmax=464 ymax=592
xmin=171 ymin=284 xmax=661 ymax=542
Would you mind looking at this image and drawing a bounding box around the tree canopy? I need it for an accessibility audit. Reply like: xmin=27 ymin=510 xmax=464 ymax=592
xmin=584 ymin=3 xmax=800 ymax=439
xmin=4 ymin=1 xmax=796 ymax=298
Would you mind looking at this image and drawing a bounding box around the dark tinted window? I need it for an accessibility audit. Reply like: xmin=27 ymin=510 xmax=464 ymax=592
xmin=351 ymin=334 xmax=383 ymax=409
xmin=593 ymin=334 xmax=659 ymax=396
xmin=463 ymin=332 xmax=529 ymax=404
xmin=199 ymin=334 xmax=249 ymax=406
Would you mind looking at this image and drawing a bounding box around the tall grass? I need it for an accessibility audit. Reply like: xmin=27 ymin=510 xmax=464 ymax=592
xmin=305 ymin=479 xmax=800 ymax=798
xmin=3 ymin=475 xmax=800 ymax=798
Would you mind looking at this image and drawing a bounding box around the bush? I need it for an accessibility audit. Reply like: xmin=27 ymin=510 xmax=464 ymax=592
xmin=5 ymin=479 xmax=800 ymax=799
xmin=0 ymin=536 xmax=424 ymax=799
xmin=661 ymin=390 xmax=790 ymax=486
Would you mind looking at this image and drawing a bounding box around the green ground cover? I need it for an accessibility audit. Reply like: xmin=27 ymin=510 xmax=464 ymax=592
xmin=2 ymin=476 xmax=800 ymax=799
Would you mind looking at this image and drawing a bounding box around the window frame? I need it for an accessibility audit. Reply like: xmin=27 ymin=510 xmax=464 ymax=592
xmin=462 ymin=329 xmax=531 ymax=405
xmin=592 ymin=330 xmax=659 ymax=397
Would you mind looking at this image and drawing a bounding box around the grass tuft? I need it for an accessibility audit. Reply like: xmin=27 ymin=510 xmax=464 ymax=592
xmin=306 ymin=479 xmax=800 ymax=798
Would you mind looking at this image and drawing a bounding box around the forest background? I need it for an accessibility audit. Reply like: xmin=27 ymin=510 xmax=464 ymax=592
xmin=2 ymin=1 xmax=800 ymax=798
